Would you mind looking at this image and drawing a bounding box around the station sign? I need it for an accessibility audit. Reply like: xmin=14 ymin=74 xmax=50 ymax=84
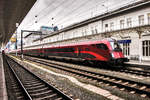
xmin=40 ymin=26 xmax=58 ymax=32
xmin=41 ymin=26 xmax=53 ymax=30
xmin=10 ymin=37 xmax=16 ymax=42
xmin=117 ymin=40 xmax=131 ymax=44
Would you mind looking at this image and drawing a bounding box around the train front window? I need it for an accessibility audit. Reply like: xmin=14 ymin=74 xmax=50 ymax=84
xmin=95 ymin=43 xmax=108 ymax=50
xmin=110 ymin=42 xmax=122 ymax=51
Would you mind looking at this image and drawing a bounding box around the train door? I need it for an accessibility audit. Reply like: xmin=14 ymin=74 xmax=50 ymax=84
xmin=75 ymin=47 xmax=79 ymax=58
xmin=78 ymin=46 xmax=84 ymax=58
xmin=39 ymin=49 xmax=42 ymax=57
xmin=78 ymin=47 xmax=81 ymax=57
xmin=75 ymin=46 xmax=82 ymax=58
xmin=40 ymin=48 xmax=44 ymax=57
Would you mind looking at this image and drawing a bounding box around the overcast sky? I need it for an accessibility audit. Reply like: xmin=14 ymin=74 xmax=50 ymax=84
xmin=17 ymin=0 xmax=140 ymax=34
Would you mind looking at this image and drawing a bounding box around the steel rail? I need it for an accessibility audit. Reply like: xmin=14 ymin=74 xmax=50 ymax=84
xmin=4 ymin=55 xmax=32 ymax=100
xmin=24 ymin=56 xmax=150 ymax=98
xmin=6 ymin=55 xmax=73 ymax=100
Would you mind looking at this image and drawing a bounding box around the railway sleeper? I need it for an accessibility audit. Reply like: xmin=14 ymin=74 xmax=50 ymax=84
xmin=29 ymin=87 xmax=50 ymax=94
xmin=24 ymin=81 xmax=41 ymax=84
xmin=30 ymin=90 xmax=53 ymax=97
xmin=24 ymin=82 xmax=43 ymax=87
xmin=26 ymin=84 xmax=46 ymax=90
xmin=35 ymin=93 xmax=58 ymax=100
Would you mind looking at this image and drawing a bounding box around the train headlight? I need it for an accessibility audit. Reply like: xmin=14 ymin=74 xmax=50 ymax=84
xmin=111 ymin=53 xmax=114 ymax=58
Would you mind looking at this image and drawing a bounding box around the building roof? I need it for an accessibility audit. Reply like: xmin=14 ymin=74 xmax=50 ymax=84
xmin=0 ymin=0 xmax=36 ymax=47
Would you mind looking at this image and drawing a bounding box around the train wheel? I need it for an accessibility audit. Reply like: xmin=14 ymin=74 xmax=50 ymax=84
xmin=83 ymin=60 xmax=89 ymax=65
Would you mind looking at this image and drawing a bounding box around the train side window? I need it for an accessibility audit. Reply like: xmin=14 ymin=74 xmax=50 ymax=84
xmin=65 ymin=48 xmax=74 ymax=52
xmin=96 ymin=43 xmax=108 ymax=50
xmin=85 ymin=48 xmax=89 ymax=51
xmin=71 ymin=48 xmax=75 ymax=52
xmin=46 ymin=47 xmax=75 ymax=52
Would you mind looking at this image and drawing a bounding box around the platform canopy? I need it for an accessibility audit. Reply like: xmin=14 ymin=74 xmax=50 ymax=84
xmin=0 ymin=0 xmax=36 ymax=47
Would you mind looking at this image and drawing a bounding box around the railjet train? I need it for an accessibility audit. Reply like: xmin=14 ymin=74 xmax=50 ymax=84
xmin=14 ymin=38 xmax=129 ymax=66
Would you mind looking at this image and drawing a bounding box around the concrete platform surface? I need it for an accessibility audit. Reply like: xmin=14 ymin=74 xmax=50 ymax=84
xmin=126 ymin=60 xmax=150 ymax=66
xmin=0 ymin=54 xmax=8 ymax=100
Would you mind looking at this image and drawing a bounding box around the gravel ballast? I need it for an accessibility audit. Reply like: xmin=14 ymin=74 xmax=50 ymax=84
xmin=9 ymin=55 xmax=150 ymax=100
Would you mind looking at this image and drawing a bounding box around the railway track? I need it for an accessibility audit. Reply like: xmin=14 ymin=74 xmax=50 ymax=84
xmin=24 ymin=55 xmax=150 ymax=78
xmin=14 ymin=54 xmax=150 ymax=78
xmin=4 ymin=55 xmax=72 ymax=100
xmin=22 ymin=56 xmax=150 ymax=98
xmin=119 ymin=68 xmax=150 ymax=77
xmin=3 ymin=55 xmax=29 ymax=100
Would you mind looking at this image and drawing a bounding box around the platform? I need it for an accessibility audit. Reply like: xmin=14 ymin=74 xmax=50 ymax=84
xmin=0 ymin=54 xmax=8 ymax=100
xmin=126 ymin=60 xmax=150 ymax=67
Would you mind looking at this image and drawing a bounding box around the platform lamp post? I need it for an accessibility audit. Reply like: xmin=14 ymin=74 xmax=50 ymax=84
xmin=21 ymin=30 xmax=23 ymax=60
xmin=15 ymin=23 xmax=19 ymax=56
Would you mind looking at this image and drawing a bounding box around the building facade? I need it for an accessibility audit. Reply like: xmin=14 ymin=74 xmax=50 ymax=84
xmin=23 ymin=1 xmax=150 ymax=61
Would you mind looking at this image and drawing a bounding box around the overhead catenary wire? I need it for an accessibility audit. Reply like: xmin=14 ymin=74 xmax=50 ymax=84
xmin=42 ymin=0 xmax=131 ymax=27
xmin=36 ymin=0 xmax=57 ymax=16
xmin=24 ymin=0 xmax=127 ymax=29
xmin=20 ymin=0 xmax=139 ymax=31
xmin=36 ymin=0 xmax=70 ymax=23
xmin=23 ymin=0 xmax=73 ymax=30
xmin=23 ymin=0 xmax=79 ymax=30
xmin=29 ymin=0 xmax=95 ymax=26
xmin=54 ymin=0 xmax=135 ymax=28
xmin=36 ymin=0 xmax=106 ymax=28
xmin=53 ymin=0 xmax=107 ymax=27
xmin=51 ymin=0 xmax=94 ymax=23
xmin=23 ymin=0 xmax=57 ymax=25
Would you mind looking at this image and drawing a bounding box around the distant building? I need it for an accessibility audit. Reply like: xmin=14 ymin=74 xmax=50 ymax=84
xmin=40 ymin=26 xmax=58 ymax=34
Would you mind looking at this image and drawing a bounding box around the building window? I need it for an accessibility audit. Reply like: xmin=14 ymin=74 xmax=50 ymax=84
xmin=142 ymin=40 xmax=150 ymax=56
xmin=139 ymin=15 xmax=144 ymax=26
xmin=123 ymin=43 xmax=130 ymax=56
xmin=120 ymin=20 xmax=125 ymax=29
xmin=148 ymin=13 xmax=150 ymax=25
xmin=95 ymin=25 xmax=98 ymax=34
xmin=57 ymin=36 xmax=59 ymax=41
xmin=72 ymin=32 xmax=75 ymax=38
xmin=127 ymin=18 xmax=132 ymax=28
xmin=105 ymin=24 xmax=108 ymax=31
xmin=84 ymin=29 xmax=87 ymax=35
xmin=91 ymin=27 xmax=94 ymax=34
xmin=110 ymin=22 xmax=114 ymax=31
xmin=82 ymin=29 xmax=84 ymax=36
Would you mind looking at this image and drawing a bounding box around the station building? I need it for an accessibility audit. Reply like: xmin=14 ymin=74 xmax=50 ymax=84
xmin=23 ymin=0 xmax=150 ymax=61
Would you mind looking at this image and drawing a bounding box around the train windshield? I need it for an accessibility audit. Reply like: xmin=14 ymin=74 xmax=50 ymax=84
xmin=110 ymin=42 xmax=122 ymax=51
xmin=95 ymin=43 xmax=108 ymax=50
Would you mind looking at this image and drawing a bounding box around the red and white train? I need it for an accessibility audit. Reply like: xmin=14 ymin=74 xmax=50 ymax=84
xmin=14 ymin=38 xmax=129 ymax=66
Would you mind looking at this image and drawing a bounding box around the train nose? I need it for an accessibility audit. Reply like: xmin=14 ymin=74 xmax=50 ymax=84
xmin=116 ymin=58 xmax=129 ymax=65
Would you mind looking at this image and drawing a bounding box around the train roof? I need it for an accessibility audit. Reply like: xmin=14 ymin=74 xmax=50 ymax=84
xmin=44 ymin=38 xmax=116 ymax=49
xmin=14 ymin=38 xmax=116 ymax=51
